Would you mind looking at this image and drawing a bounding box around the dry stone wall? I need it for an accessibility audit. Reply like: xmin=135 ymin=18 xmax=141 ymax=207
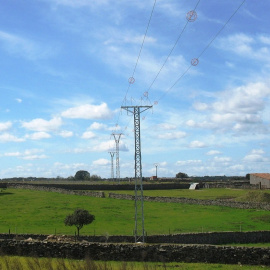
xmin=108 ymin=193 xmax=270 ymax=210
xmin=0 ymin=240 xmax=270 ymax=265
xmin=9 ymin=184 xmax=105 ymax=198
xmin=7 ymin=182 xmax=190 ymax=190
xmin=1 ymin=231 xmax=270 ymax=245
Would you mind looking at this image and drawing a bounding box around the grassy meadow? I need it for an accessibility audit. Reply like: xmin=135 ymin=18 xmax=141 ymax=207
xmin=0 ymin=256 xmax=270 ymax=270
xmin=1 ymin=188 xmax=270 ymax=236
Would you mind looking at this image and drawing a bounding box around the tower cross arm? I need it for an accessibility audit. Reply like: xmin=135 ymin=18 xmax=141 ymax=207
xmin=121 ymin=105 xmax=152 ymax=114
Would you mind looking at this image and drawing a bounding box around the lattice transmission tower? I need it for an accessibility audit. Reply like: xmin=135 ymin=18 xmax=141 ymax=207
xmin=112 ymin=133 xmax=122 ymax=183
xmin=121 ymin=105 xmax=152 ymax=243
xmin=108 ymin=152 xmax=115 ymax=181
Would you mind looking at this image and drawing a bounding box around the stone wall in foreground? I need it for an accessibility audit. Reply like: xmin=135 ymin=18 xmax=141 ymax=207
xmin=0 ymin=240 xmax=269 ymax=265
xmin=1 ymin=231 xmax=270 ymax=245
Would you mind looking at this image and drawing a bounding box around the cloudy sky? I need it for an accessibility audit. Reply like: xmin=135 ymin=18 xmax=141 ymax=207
xmin=0 ymin=0 xmax=270 ymax=179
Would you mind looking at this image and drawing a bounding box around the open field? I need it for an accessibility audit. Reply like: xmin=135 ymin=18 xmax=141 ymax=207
xmin=0 ymin=256 xmax=269 ymax=270
xmin=104 ymin=188 xmax=270 ymax=201
xmin=1 ymin=188 xmax=270 ymax=235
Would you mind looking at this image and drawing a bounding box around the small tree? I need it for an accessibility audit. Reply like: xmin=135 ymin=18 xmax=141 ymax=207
xmin=74 ymin=170 xmax=90 ymax=181
xmin=90 ymin=174 xmax=102 ymax=181
xmin=64 ymin=208 xmax=95 ymax=237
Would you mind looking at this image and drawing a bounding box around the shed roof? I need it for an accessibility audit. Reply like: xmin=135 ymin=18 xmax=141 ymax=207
xmin=250 ymin=173 xmax=270 ymax=181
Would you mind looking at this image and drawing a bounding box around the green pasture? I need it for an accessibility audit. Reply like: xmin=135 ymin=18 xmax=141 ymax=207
xmin=0 ymin=256 xmax=269 ymax=270
xmin=0 ymin=256 xmax=270 ymax=270
xmin=1 ymin=188 xmax=270 ymax=236
xmin=105 ymin=188 xmax=270 ymax=201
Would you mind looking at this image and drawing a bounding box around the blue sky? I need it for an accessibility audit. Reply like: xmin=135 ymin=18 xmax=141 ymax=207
xmin=0 ymin=0 xmax=270 ymax=178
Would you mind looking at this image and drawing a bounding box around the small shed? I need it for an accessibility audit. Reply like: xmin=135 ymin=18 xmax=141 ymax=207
xmin=250 ymin=173 xmax=270 ymax=189
xmin=189 ymin=183 xmax=199 ymax=190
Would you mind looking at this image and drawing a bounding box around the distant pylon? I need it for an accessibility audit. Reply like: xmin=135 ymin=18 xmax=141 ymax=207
xmin=112 ymin=133 xmax=122 ymax=183
xmin=121 ymin=105 xmax=152 ymax=243
xmin=154 ymin=163 xmax=159 ymax=178
xmin=108 ymin=152 xmax=115 ymax=181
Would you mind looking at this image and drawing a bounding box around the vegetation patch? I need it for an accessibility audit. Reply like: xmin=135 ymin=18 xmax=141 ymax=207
xmin=0 ymin=256 xmax=268 ymax=270
xmin=252 ymin=214 xmax=270 ymax=223
xmin=239 ymin=191 xmax=270 ymax=203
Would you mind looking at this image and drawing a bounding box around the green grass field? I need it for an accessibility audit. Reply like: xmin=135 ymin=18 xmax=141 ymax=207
xmin=0 ymin=256 xmax=269 ymax=270
xmin=1 ymin=188 xmax=270 ymax=236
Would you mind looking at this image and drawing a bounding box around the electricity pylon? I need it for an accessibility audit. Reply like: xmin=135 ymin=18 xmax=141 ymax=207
xmin=108 ymin=152 xmax=115 ymax=181
xmin=121 ymin=105 xmax=152 ymax=243
xmin=112 ymin=133 xmax=122 ymax=183
xmin=154 ymin=163 xmax=159 ymax=178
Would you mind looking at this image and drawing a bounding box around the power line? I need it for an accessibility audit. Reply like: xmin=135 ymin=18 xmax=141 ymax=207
xmin=197 ymin=0 xmax=247 ymax=60
xmin=154 ymin=0 xmax=247 ymax=104
xmin=112 ymin=0 xmax=157 ymax=134
xmin=145 ymin=0 xmax=201 ymax=95
xmin=117 ymin=0 xmax=201 ymax=131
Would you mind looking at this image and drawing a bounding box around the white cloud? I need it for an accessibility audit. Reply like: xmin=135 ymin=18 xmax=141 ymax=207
xmin=22 ymin=117 xmax=62 ymax=132
xmin=189 ymin=140 xmax=206 ymax=148
xmin=158 ymin=131 xmax=186 ymax=140
xmin=219 ymin=33 xmax=254 ymax=55
xmin=24 ymin=149 xmax=44 ymax=155
xmin=0 ymin=121 xmax=12 ymax=132
xmin=189 ymin=81 xmax=270 ymax=134
xmin=217 ymin=33 xmax=270 ymax=62
xmin=193 ymin=102 xmax=208 ymax=111
xmin=229 ymin=164 xmax=245 ymax=171
xmin=53 ymin=162 xmax=88 ymax=172
xmin=93 ymin=140 xmax=128 ymax=152
xmin=25 ymin=132 xmax=51 ymax=140
xmin=159 ymin=161 xmax=168 ymax=166
xmin=4 ymin=152 xmax=21 ymax=157
xmin=22 ymin=154 xmax=48 ymax=160
xmin=58 ymin=130 xmax=73 ymax=138
xmin=16 ymin=98 xmax=22 ymax=103
xmin=186 ymin=120 xmax=196 ymax=127
xmin=92 ymin=158 xmax=110 ymax=166
xmin=213 ymin=156 xmax=231 ymax=162
xmin=89 ymin=122 xmax=107 ymax=130
xmin=250 ymin=149 xmax=265 ymax=155
xmin=4 ymin=149 xmax=46 ymax=160
xmin=243 ymin=149 xmax=268 ymax=162
xmin=61 ymin=103 xmax=112 ymax=119
xmin=206 ymin=150 xmax=222 ymax=155
xmin=0 ymin=133 xmax=24 ymax=142
xmin=81 ymin=131 xmax=96 ymax=139
xmin=259 ymin=35 xmax=270 ymax=45
xmin=156 ymin=123 xmax=177 ymax=130
xmin=176 ymin=160 xmax=202 ymax=165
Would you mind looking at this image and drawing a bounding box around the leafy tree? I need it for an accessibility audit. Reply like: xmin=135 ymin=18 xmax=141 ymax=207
xmin=176 ymin=172 xmax=188 ymax=178
xmin=64 ymin=208 xmax=95 ymax=237
xmin=74 ymin=170 xmax=90 ymax=181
